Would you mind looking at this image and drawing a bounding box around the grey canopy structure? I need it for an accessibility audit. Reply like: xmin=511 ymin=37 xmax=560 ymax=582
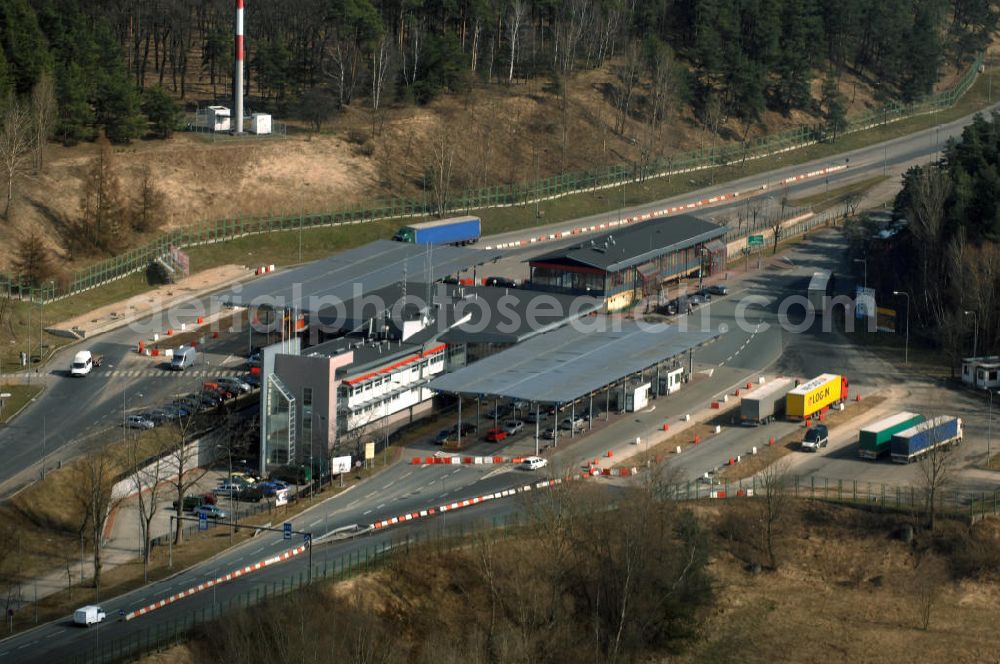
xmin=218 ymin=240 xmax=501 ymax=314
xmin=428 ymin=320 xmax=720 ymax=404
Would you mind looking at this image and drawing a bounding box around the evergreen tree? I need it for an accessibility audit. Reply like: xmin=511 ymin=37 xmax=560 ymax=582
xmin=774 ymin=0 xmax=821 ymax=113
xmin=12 ymin=231 xmax=52 ymax=286
xmin=54 ymin=61 xmax=94 ymax=145
xmin=93 ymin=25 xmax=143 ymax=143
xmin=820 ymin=74 xmax=848 ymax=140
xmin=0 ymin=0 xmax=53 ymax=94
xmin=79 ymin=138 xmax=126 ymax=252
xmin=141 ymin=85 xmax=181 ymax=139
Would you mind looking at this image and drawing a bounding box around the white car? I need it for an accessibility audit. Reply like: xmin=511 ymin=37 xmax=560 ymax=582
xmin=125 ymin=414 xmax=154 ymax=430
xmin=503 ymin=420 xmax=524 ymax=435
xmin=521 ymin=456 xmax=548 ymax=471
xmin=73 ymin=605 xmax=106 ymax=626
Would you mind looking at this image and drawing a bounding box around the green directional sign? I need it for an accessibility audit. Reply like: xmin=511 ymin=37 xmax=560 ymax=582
xmin=748 ymin=235 xmax=765 ymax=246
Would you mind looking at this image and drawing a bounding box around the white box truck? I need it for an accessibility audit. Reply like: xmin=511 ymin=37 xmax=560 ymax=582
xmin=73 ymin=605 xmax=106 ymax=626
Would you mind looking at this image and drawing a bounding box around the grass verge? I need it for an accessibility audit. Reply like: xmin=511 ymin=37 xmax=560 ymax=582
xmin=0 ymin=383 xmax=43 ymax=424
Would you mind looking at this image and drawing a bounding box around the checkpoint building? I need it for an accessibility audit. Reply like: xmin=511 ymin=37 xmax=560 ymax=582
xmin=528 ymin=214 xmax=727 ymax=311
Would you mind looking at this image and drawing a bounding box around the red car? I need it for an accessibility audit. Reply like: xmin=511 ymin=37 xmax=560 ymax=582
xmin=484 ymin=428 xmax=508 ymax=442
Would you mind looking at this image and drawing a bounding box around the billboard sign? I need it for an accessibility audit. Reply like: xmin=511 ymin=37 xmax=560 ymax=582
xmin=364 ymin=442 xmax=375 ymax=460
xmin=876 ymin=307 xmax=897 ymax=333
xmin=855 ymin=287 xmax=876 ymax=321
xmin=331 ymin=455 xmax=352 ymax=474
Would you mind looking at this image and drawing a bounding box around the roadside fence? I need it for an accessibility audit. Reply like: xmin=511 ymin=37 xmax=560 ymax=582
xmin=0 ymin=54 xmax=983 ymax=305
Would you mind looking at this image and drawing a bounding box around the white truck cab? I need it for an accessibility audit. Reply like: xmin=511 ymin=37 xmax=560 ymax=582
xmin=73 ymin=605 xmax=106 ymax=626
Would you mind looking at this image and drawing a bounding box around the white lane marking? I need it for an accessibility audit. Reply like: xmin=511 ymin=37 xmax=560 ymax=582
xmin=450 ymin=468 xmax=461 ymax=475
xmin=400 ymin=471 xmax=412 ymax=479
xmin=310 ymin=519 xmax=321 ymax=528
xmin=346 ymin=499 xmax=358 ymax=508
xmin=363 ymin=509 xmax=372 ymax=515
xmin=376 ymin=503 xmax=385 ymax=509
xmin=364 ymin=491 xmax=375 ymax=498
xmin=439 ymin=493 xmax=448 ymax=498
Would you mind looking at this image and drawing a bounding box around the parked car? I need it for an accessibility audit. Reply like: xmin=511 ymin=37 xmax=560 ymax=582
xmin=138 ymin=409 xmax=168 ymax=425
xmin=173 ymin=397 xmax=201 ymax=413
xmin=706 ymin=284 xmax=729 ymax=296
xmin=456 ymin=422 xmax=478 ymax=436
xmin=229 ymin=472 xmax=256 ymax=486
xmin=244 ymin=373 xmax=261 ymax=389
xmin=559 ymin=416 xmax=585 ymax=431
xmin=235 ymin=487 xmax=264 ymax=502
xmin=195 ymin=504 xmax=227 ymax=520
xmin=217 ymin=376 xmax=252 ymax=394
xmin=204 ymin=383 xmax=234 ymax=400
xmin=503 ymin=420 xmax=524 ymax=435
xmin=688 ymin=293 xmax=709 ymax=306
xmin=521 ymin=456 xmax=548 ymax=471
xmin=484 ymin=428 xmax=509 ymax=443
xmin=484 ymin=406 xmax=510 ymax=420
xmin=259 ymin=480 xmax=289 ymax=497
xmin=434 ymin=428 xmax=454 ymax=445
xmin=525 ymin=410 xmax=548 ymax=424
xmin=801 ymin=424 xmax=830 ymax=452
xmin=212 ymin=483 xmax=239 ymax=496
xmin=198 ymin=391 xmax=223 ymax=407
xmin=484 ymin=276 xmax=517 ymax=288
xmin=586 ymin=408 xmax=603 ymax=421
xmin=541 ymin=428 xmax=557 ymax=440
xmin=125 ymin=414 xmax=154 ymax=430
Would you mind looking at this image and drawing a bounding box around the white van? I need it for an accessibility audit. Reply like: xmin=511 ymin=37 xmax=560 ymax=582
xmin=170 ymin=346 xmax=197 ymax=371
xmin=70 ymin=350 xmax=102 ymax=377
xmin=73 ymin=605 xmax=106 ymax=626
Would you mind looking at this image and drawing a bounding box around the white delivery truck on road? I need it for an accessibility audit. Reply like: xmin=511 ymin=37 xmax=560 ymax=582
xmin=73 ymin=605 xmax=106 ymax=626
xmin=70 ymin=350 xmax=102 ymax=376
xmin=170 ymin=346 xmax=197 ymax=371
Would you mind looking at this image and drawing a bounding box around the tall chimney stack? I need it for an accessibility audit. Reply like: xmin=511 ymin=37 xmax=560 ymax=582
xmin=234 ymin=0 xmax=245 ymax=133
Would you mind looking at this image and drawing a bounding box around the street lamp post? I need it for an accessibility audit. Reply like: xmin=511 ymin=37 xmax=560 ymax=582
xmin=988 ymin=390 xmax=994 ymax=464
xmin=853 ymin=258 xmax=867 ymax=290
xmin=963 ymin=310 xmax=979 ymax=359
xmin=893 ymin=291 xmax=910 ymax=365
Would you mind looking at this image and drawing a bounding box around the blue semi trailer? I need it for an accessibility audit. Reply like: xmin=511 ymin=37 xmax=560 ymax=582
xmin=393 ymin=216 xmax=481 ymax=245
xmin=889 ymin=415 xmax=962 ymax=464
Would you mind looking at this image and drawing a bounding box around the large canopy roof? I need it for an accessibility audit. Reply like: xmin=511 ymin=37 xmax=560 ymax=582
xmin=428 ymin=320 xmax=720 ymax=403
xmin=219 ymin=240 xmax=501 ymax=313
xmin=530 ymin=214 xmax=725 ymax=273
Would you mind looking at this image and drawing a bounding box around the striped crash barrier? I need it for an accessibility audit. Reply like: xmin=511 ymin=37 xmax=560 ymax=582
xmin=370 ymin=477 xmax=584 ymax=531
xmin=410 ymin=455 xmax=529 ymax=466
xmin=124 ymin=544 xmax=308 ymax=621
xmin=482 ymin=164 xmax=847 ymax=251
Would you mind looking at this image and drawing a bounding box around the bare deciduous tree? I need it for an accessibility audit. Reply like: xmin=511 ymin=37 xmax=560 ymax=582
xmin=506 ymin=0 xmax=527 ymax=83
xmin=0 ymin=101 xmax=34 ymax=218
xmin=611 ymin=40 xmax=641 ymax=135
xmin=169 ymin=409 xmax=208 ymax=545
xmin=30 ymin=71 xmax=57 ymax=172
xmin=427 ymin=122 xmax=457 ymax=215
xmin=371 ymin=35 xmax=393 ymax=137
xmin=72 ymin=448 xmax=124 ymax=591
xmin=911 ymin=555 xmax=949 ymax=630
xmin=917 ymin=426 xmax=959 ymax=531
xmin=125 ymin=434 xmax=168 ymax=582
xmin=757 ymin=460 xmax=791 ymax=569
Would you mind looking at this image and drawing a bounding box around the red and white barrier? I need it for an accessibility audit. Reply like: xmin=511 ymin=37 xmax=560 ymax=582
xmin=370 ymin=476 xmax=584 ymax=531
xmin=482 ymin=164 xmax=848 ymax=251
xmin=124 ymin=544 xmax=308 ymax=621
